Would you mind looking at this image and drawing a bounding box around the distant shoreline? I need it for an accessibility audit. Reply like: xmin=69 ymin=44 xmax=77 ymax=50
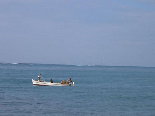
xmin=0 ymin=62 xmax=154 ymax=68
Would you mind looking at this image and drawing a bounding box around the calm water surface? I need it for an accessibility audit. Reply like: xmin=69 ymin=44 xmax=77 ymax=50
xmin=0 ymin=63 xmax=155 ymax=116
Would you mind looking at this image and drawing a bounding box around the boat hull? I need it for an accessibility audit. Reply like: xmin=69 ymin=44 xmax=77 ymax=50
xmin=32 ymin=79 xmax=74 ymax=86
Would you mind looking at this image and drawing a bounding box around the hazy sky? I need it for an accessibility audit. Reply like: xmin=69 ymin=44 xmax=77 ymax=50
xmin=0 ymin=0 xmax=155 ymax=67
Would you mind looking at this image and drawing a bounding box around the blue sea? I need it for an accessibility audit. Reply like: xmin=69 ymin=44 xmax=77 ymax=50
xmin=0 ymin=63 xmax=155 ymax=116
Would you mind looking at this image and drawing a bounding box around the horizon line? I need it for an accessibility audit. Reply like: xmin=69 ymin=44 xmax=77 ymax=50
xmin=0 ymin=62 xmax=154 ymax=68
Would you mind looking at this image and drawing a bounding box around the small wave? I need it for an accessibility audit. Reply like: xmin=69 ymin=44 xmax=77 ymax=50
xmin=12 ymin=63 xmax=18 ymax=65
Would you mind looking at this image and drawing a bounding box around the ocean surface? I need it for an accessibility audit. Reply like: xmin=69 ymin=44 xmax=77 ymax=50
xmin=0 ymin=63 xmax=155 ymax=116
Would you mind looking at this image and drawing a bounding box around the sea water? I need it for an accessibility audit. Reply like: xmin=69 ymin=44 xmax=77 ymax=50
xmin=0 ymin=63 xmax=155 ymax=116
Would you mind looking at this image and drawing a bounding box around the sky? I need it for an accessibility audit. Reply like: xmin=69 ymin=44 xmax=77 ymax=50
xmin=0 ymin=0 xmax=155 ymax=67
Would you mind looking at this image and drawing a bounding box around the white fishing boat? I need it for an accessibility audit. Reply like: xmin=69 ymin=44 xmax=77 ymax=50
xmin=32 ymin=78 xmax=74 ymax=86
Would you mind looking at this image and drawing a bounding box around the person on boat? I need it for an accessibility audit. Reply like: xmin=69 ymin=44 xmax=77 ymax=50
xmin=38 ymin=74 xmax=41 ymax=81
xmin=50 ymin=78 xmax=53 ymax=83
xmin=68 ymin=78 xmax=72 ymax=82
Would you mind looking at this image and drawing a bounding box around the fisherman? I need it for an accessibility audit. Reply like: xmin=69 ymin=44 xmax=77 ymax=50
xmin=38 ymin=74 xmax=41 ymax=81
xmin=68 ymin=78 xmax=72 ymax=82
xmin=50 ymin=78 xmax=53 ymax=83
